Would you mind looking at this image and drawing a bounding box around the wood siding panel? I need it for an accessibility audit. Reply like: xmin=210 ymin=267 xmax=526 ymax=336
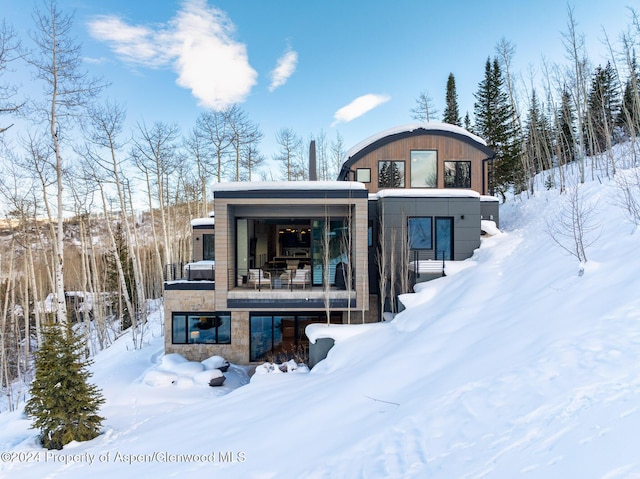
xmin=352 ymin=135 xmax=490 ymax=194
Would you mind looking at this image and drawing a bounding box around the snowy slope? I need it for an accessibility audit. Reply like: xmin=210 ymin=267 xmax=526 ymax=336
xmin=2 ymin=167 xmax=640 ymax=478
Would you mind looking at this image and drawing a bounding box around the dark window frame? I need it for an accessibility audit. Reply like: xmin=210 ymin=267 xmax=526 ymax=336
xmin=410 ymin=150 xmax=438 ymax=188
xmin=171 ymin=312 xmax=231 ymax=345
xmin=249 ymin=312 xmax=342 ymax=362
xmin=356 ymin=168 xmax=371 ymax=183
xmin=444 ymin=160 xmax=472 ymax=188
xmin=203 ymin=233 xmax=215 ymax=261
xmin=378 ymin=160 xmax=405 ymax=188
xmin=407 ymin=216 xmax=433 ymax=250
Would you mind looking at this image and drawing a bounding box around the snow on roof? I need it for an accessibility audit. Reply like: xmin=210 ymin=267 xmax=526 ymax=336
xmin=211 ymin=180 xmax=366 ymax=193
xmin=480 ymin=195 xmax=500 ymax=202
xmin=374 ymin=188 xmax=480 ymax=199
xmin=343 ymin=122 xmax=488 ymax=166
xmin=191 ymin=218 xmax=215 ymax=227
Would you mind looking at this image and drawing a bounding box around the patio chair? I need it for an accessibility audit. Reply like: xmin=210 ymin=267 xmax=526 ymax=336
xmin=290 ymin=268 xmax=311 ymax=289
xmin=248 ymin=268 xmax=271 ymax=289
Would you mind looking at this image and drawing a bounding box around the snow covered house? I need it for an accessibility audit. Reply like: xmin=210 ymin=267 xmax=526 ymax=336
xmin=163 ymin=123 xmax=497 ymax=364
xmin=164 ymin=181 xmax=371 ymax=364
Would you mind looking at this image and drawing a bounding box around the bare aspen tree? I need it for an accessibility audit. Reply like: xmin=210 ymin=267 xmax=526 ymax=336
xmin=339 ymin=206 xmax=354 ymax=324
xmin=80 ymin=161 xmax=138 ymax=345
xmin=184 ymin=127 xmax=211 ymax=217
xmin=239 ymin=141 xmax=265 ymax=182
xmin=0 ymin=165 xmax=38 ymax=350
xmin=562 ymin=6 xmax=590 ymax=184
xmin=619 ymin=31 xmax=640 ymax=166
xmin=411 ymin=91 xmax=438 ymax=122
xmin=131 ymin=121 xmax=180 ymax=274
xmin=315 ymin=130 xmax=329 ymax=181
xmin=399 ymin=214 xmax=411 ymax=297
xmin=83 ymin=102 xmax=147 ymax=330
xmin=27 ymin=0 xmax=103 ymax=325
xmin=376 ymin=204 xmax=389 ymax=318
xmin=195 ymin=109 xmax=233 ymax=183
xmin=84 ymin=213 xmax=109 ymax=350
xmin=1 ymin=240 xmax=17 ymax=409
xmin=184 ymin=126 xmax=209 ymax=216
xmin=0 ymin=20 xmax=22 ymax=135
xmin=546 ymin=183 xmax=601 ymax=272
xmin=226 ymin=105 xmax=262 ymax=181
xmin=322 ymin=214 xmax=332 ymax=325
xmin=275 ymin=127 xmax=302 ymax=181
xmin=20 ymin=133 xmax=59 ymax=307
xmin=615 ymin=168 xmax=640 ymax=227
xmin=330 ymin=132 xmax=345 ymax=181
xmin=496 ymin=38 xmax=530 ymax=194
xmin=388 ymin=228 xmax=397 ymax=314
xmin=291 ymin=137 xmax=309 ymax=181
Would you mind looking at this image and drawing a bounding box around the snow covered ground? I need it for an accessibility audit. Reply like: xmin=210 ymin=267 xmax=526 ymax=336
xmin=2 ymin=164 xmax=640 ymax=478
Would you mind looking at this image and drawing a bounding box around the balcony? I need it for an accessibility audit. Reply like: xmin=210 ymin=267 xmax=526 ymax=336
xmin=226 ymin=267 xmax=357 ymax=309
xmin=164 ymin=261 xmax=215 ymax=291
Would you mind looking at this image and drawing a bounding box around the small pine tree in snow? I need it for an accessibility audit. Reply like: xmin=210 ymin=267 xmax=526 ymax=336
xmin=25 ymin=324 xmax=105 ymax=450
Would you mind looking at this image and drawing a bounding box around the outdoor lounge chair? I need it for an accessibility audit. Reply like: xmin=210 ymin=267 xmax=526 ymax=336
xmin=248 ymin=268 xmax=271 ymax=289
xmin=290 ymin=268 xmax=311 ymax=289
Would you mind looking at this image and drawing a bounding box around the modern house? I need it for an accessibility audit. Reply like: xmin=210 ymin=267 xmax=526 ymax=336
xmin=165 ymin=182 xmax=371 ymax=364
xmin=164 ymin=122 xmax=498 ymax=364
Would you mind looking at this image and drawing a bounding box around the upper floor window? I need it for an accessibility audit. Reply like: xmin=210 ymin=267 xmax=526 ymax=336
xmin=411 ymin=150 xmax=437 ymax=188
xmin=378 ymin=160 xmax=405 ymax=188
xmin=203 ymin=234 xmax=215 ymax=261
xmin=444 ymin=161 xmax=471 ymax=188
xmin=356 ymin=168 xmax=371 ymax=183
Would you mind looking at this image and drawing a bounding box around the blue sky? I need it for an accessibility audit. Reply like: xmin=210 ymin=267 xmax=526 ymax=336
xmin=2 ymin=0 xmax=636 ymax=164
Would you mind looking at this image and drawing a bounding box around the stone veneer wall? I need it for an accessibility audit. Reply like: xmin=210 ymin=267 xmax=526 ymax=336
xmin=164 ymin=290 xmax=251 ymax=364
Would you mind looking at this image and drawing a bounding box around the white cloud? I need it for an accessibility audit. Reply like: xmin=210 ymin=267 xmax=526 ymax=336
xmin=87 ymin=0 xmax=257 ymax=110
xmin=269 ymin=48 xmax=298 ymax=92
xmin=332 ymin=94 xmax=391 ymax=126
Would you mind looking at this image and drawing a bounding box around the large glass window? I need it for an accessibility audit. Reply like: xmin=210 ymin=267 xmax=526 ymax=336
xmin=378 ymin=161 xmax=405 ymax=188
xmin=411 ymin=150 xmax=437 ymax=187
xmin=311 ymin=218 xmax=350 ymax=286
xmin=203 ymin=234 xmax=215 ymax=261
xmin=435 ymin=217 xmax=454 ymax=260
xmin=444 ymin=161 xmax=472 ymax=188
xmin=250 ymin=313 xmax=342 ymax=362
xmin=408 ymin=217 xmax=433 ymax=250
xmin=172 ymin=313 xmax=231 ymax=344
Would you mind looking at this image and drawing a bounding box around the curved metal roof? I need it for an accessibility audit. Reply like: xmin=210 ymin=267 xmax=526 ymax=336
xmin=339 ymin=122 xmax=495 ymax=180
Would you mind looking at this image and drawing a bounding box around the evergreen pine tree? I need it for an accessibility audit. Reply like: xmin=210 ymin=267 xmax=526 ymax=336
xmin=473 ymin=57 xmax=521 ymax=197
xmin=557 ymin=88 xmax=576 ymax=166
xmin=585 ymin=62 xmax=620 ymax=154
xmin=464 ymin=112 xmax=471 ymax=130
xmin=619 ymin=53 xmax=640 ymax=135
xmin=443 ymin=73 xmax=461 ymax=126
xmin=25 ymin=324 xmax=104 ymax=450
xmin=104 ymin=222 xmax=135 ymax=330
xmin=524 ymin=89 xmax=554 ymax=173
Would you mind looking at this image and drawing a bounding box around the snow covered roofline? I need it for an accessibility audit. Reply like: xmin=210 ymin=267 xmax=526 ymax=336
xmin=191 ymin=217 xmax=215 ymax=227
xmin=373 ymin=188 xmax=480 ymax=199
xmin=341 ymin=122 xmax=491 ymax=171
xmin=212 ymin=181 xmax=368 ymax=200
xmin=212 ymin=180 xmax=366 ymax=193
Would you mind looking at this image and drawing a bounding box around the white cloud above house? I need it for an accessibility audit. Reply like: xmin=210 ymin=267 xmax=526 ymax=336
xmin=269 ymin=47 xmax=298 ymax=92
xmin=332 ymin=93 xmax=390 ymax=126
xmin=87 ymin=0 xmax=257 ymax=110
